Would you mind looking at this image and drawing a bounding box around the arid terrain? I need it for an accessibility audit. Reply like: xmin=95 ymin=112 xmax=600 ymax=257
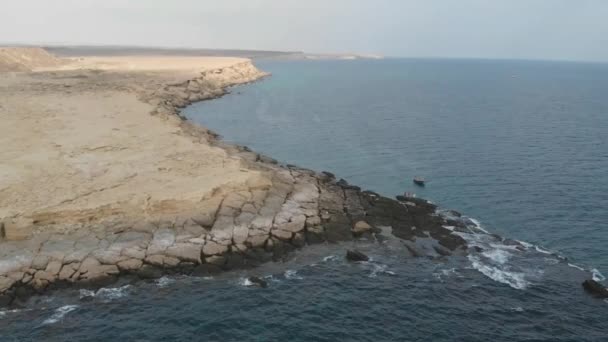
xmin=0 ymin=48 xmax=466 ymax=306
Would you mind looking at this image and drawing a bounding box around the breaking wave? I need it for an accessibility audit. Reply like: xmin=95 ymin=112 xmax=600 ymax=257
xmin=363 ymin=261 xmax=396 ymax=278
xmin=79 ymin=285 xmax=132 ymax=302
xmin=41 ymin=305 xmax=78 ymax=325
xmin=468 ymin=255 xmax=528 ymax=290
xmin=592 ymin=269 xmax=605 ymax=282
xmin=156 ymin=276 xmax=176 ymax=288
xmin=322 ymin=255 xmax=338 ymax=262
xmin=239 ymin=278 xmax=254 ymax=287
xmin=448 ymin=213 xmax=548 ymax=290
xmin=284 ymin=270 xmax=303 ymax=280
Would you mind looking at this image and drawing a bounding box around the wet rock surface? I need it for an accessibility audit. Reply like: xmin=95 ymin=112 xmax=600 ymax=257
xmin=582 ymin=279 xmax=608 ymax=298
xmin=346 ymin=250 xmax=370 ymax=262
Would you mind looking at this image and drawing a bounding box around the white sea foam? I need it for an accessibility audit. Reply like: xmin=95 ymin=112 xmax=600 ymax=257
xmin=534 ymin=246 xmax=552 ymax=255
xmin=518 ymin=240 xmax=534 ymax=249
xmin=239 ymin=278 xmax=254 ymax=287
xmin=0 ymin=308 xmax=21 ymax=319
xmin=433 ymin=268 xmax=456 ymax=281
xmin=42 ymin=305 xmax=78 ymax=325
xmin=469 ymin=255 xmax=528 ymax=290
xmin=368 ymin=263 xmax=396 ymax=278
xmin=79 ymin=289 xmax=96 ymax=299
xmin=79 ymin=285 xmax=132 ymax=302
xmin=156 ymin=276 xmax=175 ymax=288
xmin=467 ymin=218 xmax=489 ymax=233
xmin=482 ymin=249 xmax=512 ymax=265
xmin=511 ymin=306 xmax=524 ymax=312
xmin=284 ymin=270 xmax=303 ymax=280
xmin=592 ymin=269 xmax=606 ymax=282
xmin=322 ymin=255 xmax=337 ymax=262
xmin=567 ymin=263 xmax=586 ymax=271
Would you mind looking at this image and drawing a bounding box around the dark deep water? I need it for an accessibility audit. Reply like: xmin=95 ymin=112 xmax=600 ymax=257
xmin=3 ymin=59 xmax=608 ymax=341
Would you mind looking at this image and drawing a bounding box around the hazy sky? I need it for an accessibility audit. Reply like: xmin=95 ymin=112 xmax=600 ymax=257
xmin=2 ymin=0 xmax=608 ymax=61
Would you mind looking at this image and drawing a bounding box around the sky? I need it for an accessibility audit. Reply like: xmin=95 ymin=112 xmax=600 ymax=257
xmin=1 ymin=0 xmax=608 ymax=62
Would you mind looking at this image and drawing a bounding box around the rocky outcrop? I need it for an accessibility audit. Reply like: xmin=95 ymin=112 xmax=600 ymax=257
xmin=582 ymin=279 xmax=608 ymax=298
xmin=0 ymin=161 xmax=468 ymax=305
xmin=346 ymin=250 xmax=369 ymax=262
xmin=0 ymin=59 xmax=468 ymax=306
xmin=247 ymin=276 xmax=268 ymax=288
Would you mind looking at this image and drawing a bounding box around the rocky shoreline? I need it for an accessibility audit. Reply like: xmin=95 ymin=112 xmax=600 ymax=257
xmin=0 ymin=59 xmax=469 ymax=307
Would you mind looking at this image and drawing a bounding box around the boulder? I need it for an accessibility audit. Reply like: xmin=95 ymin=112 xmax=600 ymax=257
xmin=31 ymin=255 xmax=50 ymax=270
xmin=248 ymin=276 xmax=268 ymax=288
xmin=0 ymin=276 xmax=15 ymax=293
xmin=352 ymin=221 xmax=372 ymax=234
xmin=232 ymin=225 xmax=249 ymax=244
xmin=165 ymin=243 xmax=202 ymax=263
xmin=271 ymin=229 xmax=293 ymax=241
xmin=346 ymin=250 xmax=369 ymax=262
xmin=117 ymin=259 xmax=144 ymax=271
xmin=147 ymin=228 xmax=176 ymax=255
xmin=582 ymin=279 xmax=608 ymax=298
xmin=203 ymin=240 xmax=229 ymax=256
xmin=136 ymin=265 xmax=163 ymax=279
xmin=58 ymin=263 xmax=79 ymax=281
xmin=45 ymin=260 xmax=63 ymax=275
xmin=246 ymin=234 xmax=268 ymax=248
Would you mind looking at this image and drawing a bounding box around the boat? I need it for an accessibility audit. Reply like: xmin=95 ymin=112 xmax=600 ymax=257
xmin=413 ymin=177 xmax=425 ymax=186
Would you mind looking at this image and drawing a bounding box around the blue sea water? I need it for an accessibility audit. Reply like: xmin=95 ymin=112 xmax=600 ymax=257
xmin=2 ymin=59 xmax=608 ymax=341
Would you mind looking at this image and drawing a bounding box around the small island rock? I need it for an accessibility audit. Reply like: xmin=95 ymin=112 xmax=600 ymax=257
xmin=346 ymin=250 xmax=369 ymax=262
xmin=582 ymin=279 xmax=608 ymax=298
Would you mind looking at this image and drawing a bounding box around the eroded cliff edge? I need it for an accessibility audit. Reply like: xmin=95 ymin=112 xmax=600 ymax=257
xmin=0 ymin=53 xmax=468 ymax=306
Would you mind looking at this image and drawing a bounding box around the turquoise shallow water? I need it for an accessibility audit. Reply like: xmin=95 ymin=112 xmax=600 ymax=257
xmin=2 ymin=59 xmax=608 ymax=341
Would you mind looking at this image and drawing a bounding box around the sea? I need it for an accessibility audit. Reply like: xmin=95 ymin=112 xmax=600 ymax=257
xmin=2 ymin=59 xmax=607 ymax=341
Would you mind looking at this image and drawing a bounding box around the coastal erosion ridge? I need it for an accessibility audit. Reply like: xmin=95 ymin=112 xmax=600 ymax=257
xmin=0 ymin=48 xmax=467 ymax=306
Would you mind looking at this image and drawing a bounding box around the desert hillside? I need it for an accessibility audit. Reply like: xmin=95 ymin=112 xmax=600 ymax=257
xmin=0 ymin=47 xmax=64 ymax=72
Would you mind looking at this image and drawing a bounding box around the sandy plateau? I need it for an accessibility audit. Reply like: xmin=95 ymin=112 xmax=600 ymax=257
xmin=0 ymin=48 xmax=467 ymax=305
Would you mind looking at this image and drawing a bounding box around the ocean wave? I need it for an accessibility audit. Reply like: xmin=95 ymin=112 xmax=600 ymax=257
xmin=322 ymin=255 xmax=338 ymax=262
xmin=42 ymin=305 xmax=78 ymax=325
xmin=451 ymin=214 xmax=608 ymax=291
xmin=156 ymin=276 xmax=175 ymax=288
xmin=239 ymin=277 xmax=254 ymax=287
xmin=467 ymin=218 xmax=489 ymax=233
xmin=79 ymin=285 xmax=132 ymax=302
xmin=543 ymin=257 xmax=559 ymax=265
xmin=567 ymin=263 xmax=585 ymax=271
xmin=0 ymin=309 xmax=21 ymax=319
xmin=284 ymin=270 xmax=303 ymax=280
xmin=482 ymin=249 xmax=512 ymax=265
xmin=433 ymin=268 xmax=456 ymax=281
xmin=592 ymin=269 xmax=605 ymax=282
xmin=469 ymin=255 xmax=529 ymax=290
xmin=366 ymin=262 xmax=396 ymax=278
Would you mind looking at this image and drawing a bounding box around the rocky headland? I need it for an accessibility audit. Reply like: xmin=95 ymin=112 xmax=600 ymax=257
xmin=0 ymin=48 xmax=469 ymax=307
